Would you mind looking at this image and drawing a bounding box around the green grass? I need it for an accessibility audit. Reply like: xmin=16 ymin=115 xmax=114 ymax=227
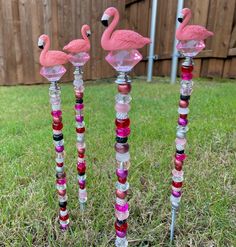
xmin=0 ymin=77 xmax=235 ymax=246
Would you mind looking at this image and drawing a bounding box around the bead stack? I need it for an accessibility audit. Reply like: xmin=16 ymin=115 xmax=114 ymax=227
xmin=170 ymin=57 xmax=193 ymax=239
xmin=73 ymin=67 xmax=87 ymax=209
xmin=114 ymin=72 xmax=131 ymax=247
xmin=49 ymin=81 xmax=69 ymax=230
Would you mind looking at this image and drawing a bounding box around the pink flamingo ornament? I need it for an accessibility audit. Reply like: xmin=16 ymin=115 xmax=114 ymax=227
xmin=63 ymin=25 xmax=91 ymax=210
xmin=63 ymin=24 xmax=91 ymax=53
xmin=101 ymin=7 xmax=150 ymax=247
xmin=169 ymin=8 xmax=213 ymax=242
xmin=38 ymin=34 xmax=69 ymax=231
xmin=176 ymin=8 xmax=214 ymax=57
xmin=38 ymin=34 xmax=68 ymax=67
xmin=101 ymin=7 xmax=150 ymax=51
xmin=176 ymin=8 xmax=213 ymax=41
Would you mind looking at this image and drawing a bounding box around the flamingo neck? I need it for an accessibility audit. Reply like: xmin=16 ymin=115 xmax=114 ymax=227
xmin=102 ymin=10 xmax=119 ymax=42
xmin=81 ymin=27 xmax=88 ymax=41
xmin=40 ymin=37 xmax=50 ymax=62
xmin=180 ymin=11 xmax=191 ymax=30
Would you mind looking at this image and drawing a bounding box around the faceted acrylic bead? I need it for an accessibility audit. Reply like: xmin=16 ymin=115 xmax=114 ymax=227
xmin=116 ymin=152 xmax=130 ymax=162
xmin=115 ymin=118 xmax=130 ymax=128
xmin=40 ymin=65 xmax=66 ymax=81
xmin=79 ymin=188 xmax=87 ymax=203
xmin=115 ymin=93 xmax=132 ymax=104
xmin=176 ymin=40 xmax=205 ymax=57
xmin=118 ymin=84 xmax=131 ymax=94
xmin=116 ymin=181 xmax=129 ymax=192
xmin=115 ymin=236 xmax=128 ymax=247
xmin=68 ymin=52 xmax=90 ymax=67
xmin=105 ymin=49 xmax=142 ymax=72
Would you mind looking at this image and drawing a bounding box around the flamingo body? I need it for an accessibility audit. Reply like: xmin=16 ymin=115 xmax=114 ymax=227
xmin=38 ymin=34 xmax=68 ymax=67
xmin=101 ymin=7 xmax=150 ymax=51
xmin=63 ymin=25 xmax=91 ymax=53
xmin=176 ymin=8 xmax=213 ymax=41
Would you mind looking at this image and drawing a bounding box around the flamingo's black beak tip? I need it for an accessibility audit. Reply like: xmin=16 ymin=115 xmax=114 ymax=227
xmin=178 ymin=17 xmax=183 ymax=23
xmin=38 ymin=45 xmax=44 ymax=49
xmin=101 ymin=20 xmax=108 ymax=27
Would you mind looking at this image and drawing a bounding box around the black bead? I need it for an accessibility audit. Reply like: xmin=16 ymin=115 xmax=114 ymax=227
xmin=78 ymin=172 xmax=85 ymax=176
xmin=116 ymin=219 xmax=127 ymax=225
xmin=53 ymin=134 xmax=63 ymax=141
xmin=59 ymin=201 xmax=67 ymax=208
xmin=116 ymin=136 xmax=128 ymax=143
xmin=176 ymin=149 xmax=184 ymax=154
xmin=180 ymin=95 xmax=190 ymax=101
xmin=76 ymin=98 xmax=83 ymax=104
xmin=56 ymin=172 xmax=65 ymax=179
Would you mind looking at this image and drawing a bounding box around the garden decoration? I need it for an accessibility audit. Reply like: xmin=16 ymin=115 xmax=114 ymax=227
xmin=170 ymin=8 xmax=213 ymax=241
xmin=63 ymin=24 xmax=91 ymax=210
xmin=38 ymin=34 xmax=70 ymax=230
xmin=101 ymin=7 xmax=150 ymax=247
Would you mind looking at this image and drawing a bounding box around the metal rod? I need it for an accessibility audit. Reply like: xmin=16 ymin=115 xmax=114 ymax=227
xmin=170 ymin=0 xmax=184 ymax=84
xmin=170 ymin=207 xmax=176 ymax=242
xmin=147 ymin=0 xmax=158 ymax=82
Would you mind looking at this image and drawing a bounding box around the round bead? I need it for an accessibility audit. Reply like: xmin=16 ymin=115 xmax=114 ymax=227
xmin=181 ymin=65 xmax=193 ymax=73
xmin=118 ymin=177 xmax=127 ymax=184
xmin=172 ymin=190 xmax=182 ymax=197
xmin=78 ymin=153 xmax=85 ymax=158
xmin=59 ymin=214 xmax=69 ymax=221
xmin=179 ymin=100 xmax=189 ymax=108
xmin=179 ymin=114 xmax=188 ymax=119
xmin=116 ymin=128 xmax=131 ymax=138
xmin=115 ymin=143 xmax=129 ymax=153
xmin=178 ymin=118 xmax=188 ymax=126
xmin=75 ymin=115 xmax=84 ymax=122
xmin=180 ymin=95 xmax=190 ymax=101
xmin=116 ymin=136 xmax=128 ymax=143
xmin=53 ymin=122 xmax=63 ymax=131
xmin=77 ymin=162 xmax=86 ymax=174
xmin=58 ymin=189 xmax=66 ymax=196
xmin=75 ymin=103 xmax=84 ymax=110
xmin=172 ymin=181 xmax=183 ymax=188
xmin=115 ymin=103 xmax=130 ymax=113
xmin=51 ymin=110 xmax=62 ymax=117
xmin=59 ymin=201 xmax=67 ymax=208
xmin=75 ymin=92 xmax=83 ymax=99
xmin=55 ymin=145 xmax=64 ymax=153
xmin=116 ymin=169 xmax=128 ymax=179
xmin=118 ymin=84 xmax=131 ymax=94
xmin=53 ymin=116 xmax=62 ymax=124
xmin=116 ymin=230 xmax=127 ymax=238
xmin=76 ymin=127 xmax=85 ymax=133
xmin=53 ymin=134 xmax=63 ymax=141
xmin=116 ymin=189 xmax=127 ymax=199
xmin=115 ymin=221 xmax=128 ymax=232
xmin=115 ymin=118 xmax=130 ymax=128
xmin=76 ymin=98 xmax=83 ymax=104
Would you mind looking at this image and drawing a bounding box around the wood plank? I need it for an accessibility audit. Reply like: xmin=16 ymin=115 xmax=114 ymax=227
xmin=0 ymin=0 xmax=6 ymax=84
xmin=228 ymin=57 xmax=236 ymax=78
xmin=125 ymin=0 xmax=144 ymax=7
xmin=228 ymin=48 xmax=236 ymax=56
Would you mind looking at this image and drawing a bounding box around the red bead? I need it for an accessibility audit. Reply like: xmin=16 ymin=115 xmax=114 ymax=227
xmin=59 ymin=214 xmax=69 ymax=221
xmin=115 ymin=118 xmax=130 ymax=128
xmin=118 ymin=177 xmax=127 ymax=184
xmin=172 ymin=181 xmax=183 ymax=188
xmin=53 ymin=116 xmax=62 ymax=124
xmin=181 ymin=65 xmax=193 ymax=73
xmin=116 ymin=190 xmax=127 ymax=199
xmin=76 ymin=127 xmax=85 ymax=133
xmin=77 ymin=164 xmax=86 ymax=174
xmin=78 ymin=148 xmax=85 ymax=155
xmin=75 ymin=92 xmax=83 ymax=99
xmin=175 ymin=164 xmax=183 ymax=171
xmin=78 ymin=153 xmax=85 ymax=158
xmin=53 ymin=122 xmax=63 ymax=130
xmin=79 ymin=184 xmax=85 ymax=189
xmin=179 ymin=100 xmax=189 ymax=108
xmin=179 ymin=114 xmax=188 ymax=119
xmin=57 ymin=162 xmax=64 ymax=167
xmin=60 ymin=207 xmax=67 ymax=211
xmin=58 ymin=190 xmax=66 ymax=196
xmin=115 ymin=221 xmax=128 ymax=232
xmin=118 ymin=84 xmax=131 ymax=94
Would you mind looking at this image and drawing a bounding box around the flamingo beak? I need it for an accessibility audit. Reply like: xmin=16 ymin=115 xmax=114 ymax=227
xmin=38 ymin=38 xmax=44 ymax=49
xmin=101 ymin=13 xmax=109 ymax=27
xmin=86 ymin=30 xmax=91 ymax=37
xmin=178 ymin=14 xmax=184 ymax=23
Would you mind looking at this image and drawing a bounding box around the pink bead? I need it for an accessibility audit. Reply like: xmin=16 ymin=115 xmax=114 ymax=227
xmin=116 ymin=230 xmax=127 ymax=238
xmin=172 ymin=190 xmax=182 ymax=197
xmin=75 ymin=104 xmax=84 ymax=110
xmin=57 ymin=178 xmax=66 ymax=185
xmin=79 ymin=180 xmax=86 ymax=187
xmin=51 ymin=110 xmax=62 ymax=117
xmin=55 ymin=146 xmax=64 ymax=153
xmin=116 ymin=127 xmax=131 ymax=137
xmin=175 ymin=138 xmax=187 ymax=146
xmin=181 ymin=72 xmax=193 ymax=80
xmin=116 ymin=169 xmax=128 ymax=179
xmin=178 ymin=118 xmax=188 ymax=126
xmin=79 ymin=189 xmax=87 ymax=199
xmin=75 ymin=115 xmax=84 ymax=122
xmin=115 ymin=203 xmax=129 ymax=212
xmin=175 ymin=153 xmax=186 ymax=161
xmin=115 ymin=103 xmax=130 ymax=113
xmin=172 ymin=169 xmax=184 ymax=177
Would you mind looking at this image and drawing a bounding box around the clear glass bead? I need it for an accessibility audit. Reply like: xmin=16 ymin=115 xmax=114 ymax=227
xmin=115 ymin=93 xmax=132 ymax=104
xmin=58 ymin=194 xmax=68 ymax=202
xmin=116 ymin=181 xmax=129 ymax=192
xmin=116 ymin=197 xmax=127 ymax=206
xmin=77 ymin=174 xmax=86 ymax=181
xmin=54 ymin=139 xmax=64 ymax=147
xmin=116 ymin=152 xmax=130 ymax=162
xmin=180 ymin=80 xmax=193 ymax=96
xmin=115 ymin=236 xmax=128 ymax=247
xmin=56 ymin=183 xmax=66 ymax=190
xmin=170 ymin=194 xmax=181 ymax=207
xmin=178 ymin=107 xmax=189 ymax=115
xmin=116 ymin=112 xmax=129 ymax=120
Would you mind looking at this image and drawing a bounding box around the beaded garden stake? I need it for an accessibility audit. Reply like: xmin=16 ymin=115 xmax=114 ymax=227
xmin=63 ymin=25 xmax=91 ymax=210
xmin=101 ymin=7 xmax=150 ymax=247
xmin=38 ymin=34 xmax=70 ymax=230
xmin=170 ymin=8 xmax=213 ymax=241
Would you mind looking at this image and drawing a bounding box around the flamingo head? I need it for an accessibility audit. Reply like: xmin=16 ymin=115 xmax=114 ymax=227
xmin=101 ymin=7 xmax=118 ymax=27
xmin=178 ymin=8 xmax=191 ymax=23
xmin=82 ymin=24 xmax=91 ymax=37
xmin=38 ymin=34 xmax=49 ymax=49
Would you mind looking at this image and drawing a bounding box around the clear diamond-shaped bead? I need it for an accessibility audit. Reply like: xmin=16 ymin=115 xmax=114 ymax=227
xmin=106 ymin=49 xmax=142 ymax=72
xmin=177 ymin=40 xmax=205 ymax=57
xmin=68 ymin=52 xmax=90 ymax=67
xmin=40 ymin=65 xmax=66 ymax=81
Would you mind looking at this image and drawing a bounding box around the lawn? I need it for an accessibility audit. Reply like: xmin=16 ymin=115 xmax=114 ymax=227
xmin=0 ymin=77 xmax=235 ymax=246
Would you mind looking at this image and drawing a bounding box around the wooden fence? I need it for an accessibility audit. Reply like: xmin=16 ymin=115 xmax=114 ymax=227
xmin=0 ymin=0 xmax=236 ymax=85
